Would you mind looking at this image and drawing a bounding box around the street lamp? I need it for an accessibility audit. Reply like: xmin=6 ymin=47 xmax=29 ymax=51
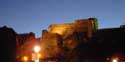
xmin=34 ymin=45 xmax=40 ymax=53
xmin=112 ymin=57 xmax=118 ymax=62
xmin=22 ymin=56 xmax=28 ymax=62
xmin=34 ymin=45 xmax=41 ymax=62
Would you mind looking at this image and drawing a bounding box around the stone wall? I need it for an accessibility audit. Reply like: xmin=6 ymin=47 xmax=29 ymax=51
xmin=41 ymin=30 xmax=63 ymax=58
xmin=48 ymin=18 xmax=98 ymax=39
xmin=40 ymin=18 xmax=98 ymax=61
xmin=74 ymin=18 xmax=98 ymax=38
xmin=48 ymin=23 xmax=74 ymax=37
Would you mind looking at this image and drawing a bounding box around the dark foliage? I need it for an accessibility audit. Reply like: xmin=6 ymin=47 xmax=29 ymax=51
xmin=0 ymin=26 xmax=17 ymax=62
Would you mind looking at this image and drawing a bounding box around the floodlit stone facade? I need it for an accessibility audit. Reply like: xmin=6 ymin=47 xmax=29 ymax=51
xmin=48 ymin=23 xmax=74 ymax=37
xmin=48 ymin=18 xmax=98 ymax=39
xmin=41 ymin=30 xmax=63 ymax=58
xmin=40 ymin=18 xmax=98 ymax=61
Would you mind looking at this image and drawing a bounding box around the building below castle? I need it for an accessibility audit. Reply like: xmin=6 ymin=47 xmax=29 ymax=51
xmin=16 ymin=32 xmax=41 ymax=62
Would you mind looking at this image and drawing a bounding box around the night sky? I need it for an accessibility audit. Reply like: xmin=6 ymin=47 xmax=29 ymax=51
xmin=0 ymin=0 xmax=125 ymax=37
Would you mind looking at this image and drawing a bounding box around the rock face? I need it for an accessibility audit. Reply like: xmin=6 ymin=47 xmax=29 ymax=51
xmin=40 ymin=18 xmax=98 ymax=62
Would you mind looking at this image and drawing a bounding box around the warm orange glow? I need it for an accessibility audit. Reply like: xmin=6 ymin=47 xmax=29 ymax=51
xmin=112 ymin=57 xmax=118 ymax=62
xmin=51 ymin=27 xmax=65 ymax=35
xmin=49 ymin=23 xmax=75 ymax=36
xmin=37 ymin=53 xmax=41 ymax=59
xmin=22 ymin=56 xmax=28 ymax=61
xmin=34 ymin=45 xmax=40 ymax=53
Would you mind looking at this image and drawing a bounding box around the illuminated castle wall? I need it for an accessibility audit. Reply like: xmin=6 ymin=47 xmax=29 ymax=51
xmin=40 ymin=18 xmax=98 ymax=59
xmin=48 ymin=18 xmax=98 ymax=39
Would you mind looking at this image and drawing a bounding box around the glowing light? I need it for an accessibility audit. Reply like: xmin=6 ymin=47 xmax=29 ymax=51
xmin=51 ymin=27 xmax=65 ymax=35
xmin=112 ymin=58 xmax=118 ymax=62
xmin=22 ymin=56 xmax=28 ymax=61
xmin=37 ymin=53 xmax=41 ymax=59
xmin=34 ymin=45 xmax=40 ymax=53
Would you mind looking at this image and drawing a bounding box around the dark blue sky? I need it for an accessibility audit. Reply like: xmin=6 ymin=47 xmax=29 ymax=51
xmin=0 ymin=0 xmax=125 ymax=37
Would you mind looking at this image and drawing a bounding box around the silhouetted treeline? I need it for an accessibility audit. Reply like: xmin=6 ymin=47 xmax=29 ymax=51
xmin=0 ymin=26 xmax=17 ymax=62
